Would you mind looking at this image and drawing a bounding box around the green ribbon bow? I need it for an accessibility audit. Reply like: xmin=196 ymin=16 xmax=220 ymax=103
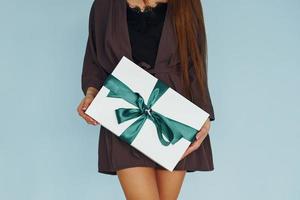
xmin=103 ymin=74 xmax=199 ymax=146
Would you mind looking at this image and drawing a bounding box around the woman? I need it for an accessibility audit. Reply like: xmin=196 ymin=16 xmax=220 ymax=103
xmin=77 ymin=0 xmax=215 ymax=199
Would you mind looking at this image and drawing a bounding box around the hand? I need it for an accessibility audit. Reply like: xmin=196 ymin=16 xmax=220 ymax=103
xmin=179 ymin=117 xmax=211 ymax=161
xmin=77 ymin=93 xmax=100 ymax=126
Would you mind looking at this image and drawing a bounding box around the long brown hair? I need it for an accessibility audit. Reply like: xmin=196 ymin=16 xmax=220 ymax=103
xmin=144 ymin=0 xmax=209 ymax=103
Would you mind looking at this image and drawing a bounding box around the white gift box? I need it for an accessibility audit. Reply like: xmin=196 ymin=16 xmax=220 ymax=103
xmin=85 ymin=56 xmax=210 ymax=171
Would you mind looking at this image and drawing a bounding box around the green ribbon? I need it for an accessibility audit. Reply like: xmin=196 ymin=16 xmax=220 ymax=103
xmin=103 ymin=74 xmax=199 ymax=146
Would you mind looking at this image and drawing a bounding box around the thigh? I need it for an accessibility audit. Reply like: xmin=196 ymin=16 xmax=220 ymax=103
xmin=116 ymin=167 xmax=160 ymax=200
xmin=155 ymin=169 xmax=186 ymax=200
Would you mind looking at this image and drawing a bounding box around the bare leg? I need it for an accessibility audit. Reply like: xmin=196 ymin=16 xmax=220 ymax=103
xmin=155 ymin=169 xmax=186 ymax=200
xmin=116 ymin=167 xmax=160 ymax=200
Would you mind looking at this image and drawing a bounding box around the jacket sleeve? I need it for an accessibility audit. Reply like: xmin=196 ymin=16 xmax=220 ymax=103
xmin=189 ymin=63 xmax=215 ymax=122
xmin=81 ymin=1 xmax=108 ymax=96
xmin=205 ymin=84 xmax=215 ymax=121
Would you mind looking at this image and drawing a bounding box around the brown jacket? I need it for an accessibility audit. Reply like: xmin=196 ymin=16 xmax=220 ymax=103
xmin=81 ymin=0 xmax=215 ymax=121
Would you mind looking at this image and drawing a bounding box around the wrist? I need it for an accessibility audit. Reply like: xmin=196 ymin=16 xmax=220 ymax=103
xmin=86 ymin=93 xmax=95 ymax=98
xmin=86 ymin=87 xmax=99 ymax=98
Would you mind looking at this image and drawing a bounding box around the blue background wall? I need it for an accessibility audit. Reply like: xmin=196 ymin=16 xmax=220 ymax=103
xmin=1 ymin=0 xmax=299 ymax=199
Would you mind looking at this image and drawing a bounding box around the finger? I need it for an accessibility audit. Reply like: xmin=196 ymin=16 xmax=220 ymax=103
xmin=195 ymin=131 xmax=202 ymax=140
xmin=77 ymin=100 xmax=86 ymax=117
xmin=188 ymin=140 xmax=201 ymax=152
xmin=198 ymin=131 xmax=209 ymax=143
xmin=84 ymin=115 xmax=99 ymax=125
xmin=204 ymin=121 xmax=211 ymax=132
xmin=77 ymin=101 xmax=93 ymax=122
xmin=187 ymin=145 xmax=198 ymax=154
xmin=82 ymin=98 xmax=92 ymax=111
xmin=180 ymin=130 xmax=207 ymax=160
xmin=84 ymin=108 xmax=100 ymax=124
xmin=78 ymin=99 xmax=99 ymax=125
xmin=86 ymin=119 xmax=94 ymax=125
xmin=82 ymin=98 xmax=100 ymax=124
xmin=205 ymin=117 xmax=211 ymax=125
xmin=180 ymin=147 xmax=194 ymax=160
xmin=183 ymin=143 xmax=196 ymax=156
xmin=201 ymin=119 xmax=211 ymax=131
xmin=202 ymin=126 xmax=209 ymax=134
xmin=182 ymin=139 xmax=203 ymax=159
xmin=180 ymin=151 xmax=189 ymax=160
xmin=196 ymin=127 xmax=208 ymax=140
xmin=192 ymin=133 xmax=208 ymax=152
xmin=180 ymin=147 xmax=190 ymax=160
xmin=84 ymin=116 xmax=99 ymax=125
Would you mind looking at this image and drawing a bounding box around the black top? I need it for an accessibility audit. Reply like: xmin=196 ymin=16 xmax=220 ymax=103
xmin=126 ymin=2 xmax=168 ymax=69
